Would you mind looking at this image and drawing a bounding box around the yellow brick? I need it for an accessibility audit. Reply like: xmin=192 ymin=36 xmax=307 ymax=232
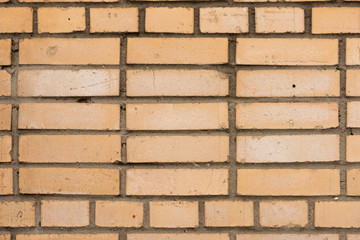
xmin=0 ymin=136 xmax=12 ymax=163
xmin=0 ymin=168 xmax=13 ymax=195
xmin=0 ymin=8 xmax=33 ymax=33
xmin=0 ymin=39 xmax=11 ymax=66
xmin=315 ymin=201 xmax=360 ymax=227
xmin=128 ymin=234 xmax=229 ymax=240
xmin=0 ymin=104 xmax=12 ymax=130
xmin=0 ymin=71 xmax=11 ymax=96
xmin=38 ymin=8 xmax=85 ymax=33
xmin=17 ymin=234 xmax=119 ymax=240
xmin=237 ymin=235 xmax=338 ymax=240
xmin=346 ymin=39 xmax=360 ymax=65
xmin=313 ymin=8 xmax=360 ymax=33
xmin=0 ymin=202 xmax=35 ymax=227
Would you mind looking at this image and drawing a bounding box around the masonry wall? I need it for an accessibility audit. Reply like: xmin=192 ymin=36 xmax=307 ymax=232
xmin=0 ymin=1 xmax=359 ymax=240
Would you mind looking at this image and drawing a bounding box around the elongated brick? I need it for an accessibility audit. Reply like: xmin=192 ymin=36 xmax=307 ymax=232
xmin=17 ymin=235 xmax=119 ymax=240
xmin=315 ymin=201 xmax=360 ymax=227
xmin=237 ymin=235 xmax=338 ymax=240
xmin=128 ymin=234 xmax=230 ymax=240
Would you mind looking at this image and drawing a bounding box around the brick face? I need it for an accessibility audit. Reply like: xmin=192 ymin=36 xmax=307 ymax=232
xmin=0 ymin=8 xmax=33 ymax=33
xmin=0 ymin=202 xmax=35 ymax=227
xmin=0 ymin=71 xmax=11 ymax=96
xmin=0 ymin=39 xmax=11 ymax=66
xmin=90 ymin=8 xmax=139 ymax=32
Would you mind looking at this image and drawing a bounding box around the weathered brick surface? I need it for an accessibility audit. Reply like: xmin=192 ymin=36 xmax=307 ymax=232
xmin=90 ymin=8 xmax=138 ymax=32
xmin=0 ymin=8 xmax=33 ymax=33
xmin=38 ymin=8 xmax=85 ymax=33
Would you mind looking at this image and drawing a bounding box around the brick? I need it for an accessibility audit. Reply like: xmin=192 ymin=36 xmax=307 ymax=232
xmin=149 ymin=201 xmax=198 ymax=228
xmin=0 ymin=235 xmax=10 ymax=240
xmin=41 ymin=200 xmax=89 ymax=227
xmin=348 ymin=235 xmax=360 ymax=240
xmin=237 ymin=169 xmax=340 ymax=196
xmin=19 ymin=168 xmax=119 ymax=195
xmin=19 ymin=135 xmax=121 ymax=163
xmin=38 ymin=8 xmax=85 ymax=33
xmin=146 ymin=8 xmax=194 ymax=33
xmin=315 ymin=201 xmax=360 ymax=227
xmin=259 ymin=201 xmax=308 ymax=227
xmin=126 ymin=169 xmax=228 ymax=196
xmin=19 ymin=38 xmax=120 ymax=65
xmin=237 ymin=235 xmax=338 ymax=240
xmin=128 ymin=234 xmax=229 ymax=240
xmin=0 ymin=71 xmax=11 ymax=96
xmin=90 ymin=8 xmax=138 ymax=33
xmin=236 ymin=70 xmax=340 ymax=97
xmin=0 ymin=8 xmax=32 ymax=33
xmin=18 ymin=103 xmax=120 ymax=130
xmin=127 ymin=103 xmax=228 ymax=130
xmin=127 ymin=38 xmax=228 ymax=64
xmin=313 ymin=8 xmax=360 ymax=34
xmin=346 ymin=70 xmax=360 ymax=96
xmin=205 ymin=201 xmax=253 ymax=227
xmin=347 ymin=136 xmax=360 ymax=162
xmin=0 ymin=104 xmax=11 ymax=130
xmin=0 ymin=39 xmax=11 ymax=66
xmin=127 ymin=70 xmax=228 ymax=96
xmin=236 ymin=38 xmax=338 ymax=65
xmin=200 ymin=8 xmax=248 ymax=33
xmin=237 ymin=135 xmax=339 ymax=163
xmin=236 ymin=103 xmax=338 ymax=129
xmin=127 ymin=136 xmax=228 ymax=163
xmin=347 ymin=102 xmax=360 ymax=127
xmin=255 ymin=8 xmax=304 ymax=33
xmin=347 ymin=39 xmax=360 ymax=65
xmin=18 ymin=70 xmax=120 ymax=97
xmin=95 ymin=201 xmax=143 ymax=227
xmin=0 ymin=136 xmax=12 ymax=163
xmin=17 ymin=235 xmax=119 ymax=240
xmin=19 ymin=0 xmax=116 ymax=3
xmin=0 ymin=168 xmax=12 ymax=195
xmin=347 ymin=169 xmax=360 ymax=195
xmin=0 ymin=201 xmax=35 ymax=227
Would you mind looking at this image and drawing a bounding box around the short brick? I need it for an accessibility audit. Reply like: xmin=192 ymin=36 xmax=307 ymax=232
xmin=0 ymin=136 xmax=12 ymax=163
xmin=146 ymin=8 xmax=194 ymax=33
xmin=0 ymin=8 xmax=33 ymax=33
xmin=18 ymin=69 xmax=120 ymax=97
xmin=0 ymin=201 xmax=35 ymax=227
xmin=127 ymin=136 xmax=229 ymax=163
xmin=90 ymin=8 xmax=138 ymax=33
xmin=205 ymin=201 xmax=253 ymax=227
xmin=200 ymin=8 xmax=248 ymax=33
xmin=0 ymin=39 xmax=11 ymax=66
xmin=255 ymin=8 xmax=304 ymax=33
xmin=126 ymin=169 xmax=228 ymax=196
xmin=0 ymin=104 xmax=11 ymax=130
xmin=313 ymin=8 xmax=360 ymax=34
xmin=236 ymin=38 xmax=338 ymax=65
xmin=19 ymin=38 xmax=120 ymax=65
xmin=19 ymin=0 xmax=117 ymax=3
xmin=348 ymin=235 xmax=360 ymax=240
xmin=237 ymin=235 xmax=338 ymax=240
xmin=347 ymin=169 xmax=360 ymax=195
xmin=0 ymin=235 xmax=10 ymax=240
xmin=237 ymin=169 xmax=340 ymax=196
xmin=41 ymin=200 xmax=89 ymax=227
xmin=127 ymin=38 xmax=228 ymax=64
xmin=347 ymin=102 xmax=360 ymax=128
xmin=0 ymin=71 xmax=11 ymax=96
xmin=347 ymin=136 xmax=360 ymax=162
xmin=38 ymin=8 xmax=85 ymax=33
xmin=127 ymin=70 xmax=228 ymax=96
xmin=237 ymin=135 xmax=339 ymax=163
xmin=346 ymin=70 xmax=360 ymax=96
xmin=17 ymin=234 xmax=119 ymax=240
xmin=236 ymin=103 xmax=338 ymax=129
xmin=346 ymin=39 xmax=360 ymax=65
xmin=128 ymin=234 xmax=230 ymax=240
xmin=315 ymin=201 xmax=360 ymax=228
xmin=18 ymin=103 xmax=120 ymax=130
xmin=259 ymin=201 xmax=308 ymax=227
xmin=237 ymin=70 xmax=340 ymax=97
xmin=19 ymin=168 xmax=119 ymax=195
xmin=0 ymin=168 xmax=13 ymax=195
xmin=126 ymin=103 xmax=228 ymax=130
xmin=95 ymin=201 xmax=143 ymax=227
xmin=19 ymin=135 xmax=121 ymax=163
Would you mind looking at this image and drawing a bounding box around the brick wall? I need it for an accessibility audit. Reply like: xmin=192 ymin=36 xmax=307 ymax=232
xmin=0 ymin=1 xmax=359 ymax=240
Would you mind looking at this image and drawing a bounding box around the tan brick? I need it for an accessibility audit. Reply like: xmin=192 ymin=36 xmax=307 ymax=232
xmin=346 ymin=70 xmax=360 ymax=96
xmin=127 ymin=136 xmax=228 ymax=163
xmin=126 ymin=169 xmax=228 ymax=196
xmin=127 ymin=103 xmax=228 ymax=130
xmin=127 ymin=38 xmax=228 ymax=64
xmin=0 ymin=104 xmax=11 ymax=130
xmin=146 ymin=8 xmax=194 ymax=33
xmin=347 ymin=169 xmax=360 ymax=195
xmin=236 ymin=103 xmax=338 ymax=129
xmin=236 ymin=38 xmax=338 ymax=65
xmin=0 ymin=201 xmax=35 ymax=227
xmin=205 ymin=201 xmax=253 ymax=227
xmin=127 ymin=70 xmax=228 ymax=96
xmin=41 ymin=200 xmax=89 ymax=227
xmin=0 ymin=235 xmax=10 ymax=240
xmin=237 ymin=135 xmax=339 ymax=163
xmin=347 ymin=102 xmax=360 ymax=127
xmin=17 ymin=234 xmax=119 ymax=240
xmin=235 ymin=0 xmax=328 ymax=2
xmin=18 ymin=70 xmax=120 ymax=97
xmin=19 ymin=0 xmax=116 ymax=3
xmin=347 ymin=136 xmax=360 ymax=162
xmin=150 ymin=201 xmax=198 ymax=228
xmin=315 ymin=201 xmax=360 ymax=227
xmin=313 ymin=8 xmax=360 ymax=34
xmin=0 ymin=8 xmax=32 ymax=33
xmin=237 ymin=70 xmax=340 ymax=97
xmin=255 ymin=8 xmax=304 ymax=33
xmin=128 ymin=234 xmax=229 ymax=240
xmin=237 ymin=235 xmax=338 ymax=240
xmin=18 ymin=103 xmax=120 ymax=130
xmin=0 ymin=136 xmax=12 ymax=163
xmin=237 ymin=169 xmax=340 ymax=196
xmin=90 ymin=8 xmax=138 ymax=33
xmin=95 ymin=201 xmax=143 ymax=227
xmin=348 ymin=235 xmax=360 ymax=240
xmin=0 ymin=168 xmax=12 ymax=195
xmin=20 ymin=135 xmax=121 ymax=163
xmin=0 ymin=71 xmax=11 ymax=96
xmin=19 ymin=168 xmax=119 ymax=195
xmin=260 ymin=201 xmax=308 ymax=227
xmin=347 ymin=39 xmax=360 ymax=65
xmin=0 ymin=39 xmax=11 ymax=66
xmin=200 ymin=8 xmax=248 ymax=33
xmin=19 ymin=38 xmax=120 ymax=65
xmin=38 ymin=8 xmax=85 ymax=33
